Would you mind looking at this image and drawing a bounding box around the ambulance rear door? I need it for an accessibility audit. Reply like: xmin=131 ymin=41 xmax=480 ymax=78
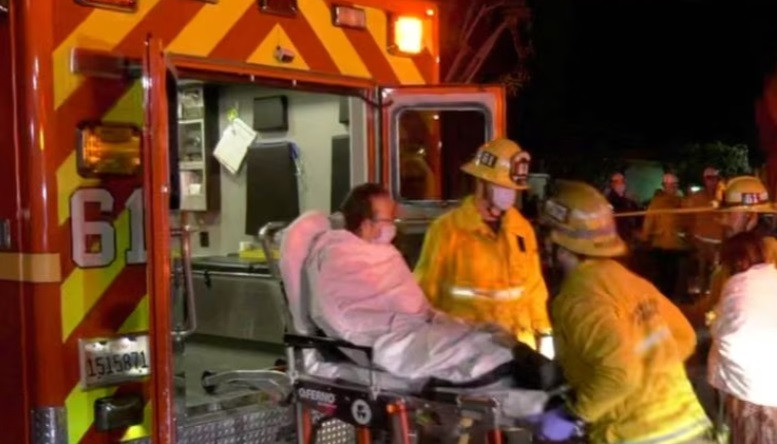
xmin=142 ymin=35 xmax=176 ymax=443
xmin=379 ymin=85 xmax=506 ymax=266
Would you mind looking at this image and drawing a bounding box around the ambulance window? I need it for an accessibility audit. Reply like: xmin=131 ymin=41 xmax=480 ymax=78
xmin=397 ymin=109 xmax=487 ymax=201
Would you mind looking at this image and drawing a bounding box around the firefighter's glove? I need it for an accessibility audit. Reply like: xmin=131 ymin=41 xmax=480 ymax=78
xmin=525 ymin=406 xmax=583 ymax=441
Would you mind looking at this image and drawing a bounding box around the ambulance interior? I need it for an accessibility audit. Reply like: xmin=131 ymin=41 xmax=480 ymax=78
xmin=166 ymin=75 xmax=493 ymax=417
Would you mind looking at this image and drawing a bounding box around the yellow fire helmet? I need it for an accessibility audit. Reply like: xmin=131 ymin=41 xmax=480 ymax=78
xmin=719 ymin=175 xmax=777 ymax=213
xmin=541 ymin=180 xmax=627 ymax=257
xmin=461 ymin=138 xmax=531 ymax=190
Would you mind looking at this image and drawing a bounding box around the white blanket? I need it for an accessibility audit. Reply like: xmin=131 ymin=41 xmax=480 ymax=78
xmin=305 ymin=228 xmax=514 ymax=383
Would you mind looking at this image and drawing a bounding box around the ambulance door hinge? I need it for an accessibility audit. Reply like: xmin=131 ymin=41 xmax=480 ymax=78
xmin=31 ymin=406 xmax=67 ymax=444
xmin=357 ymin=90 xmax=392 ymax=109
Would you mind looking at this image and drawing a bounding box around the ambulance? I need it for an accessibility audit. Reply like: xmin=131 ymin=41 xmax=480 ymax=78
xmin=0 ymin=0 xmax=507 ymax=442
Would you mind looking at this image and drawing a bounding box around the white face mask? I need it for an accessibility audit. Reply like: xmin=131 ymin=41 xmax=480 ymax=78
xmin=373 ymin=224 xmax=397 ymax=245
xmin=489 ymin=185 xmax=517 ymax=211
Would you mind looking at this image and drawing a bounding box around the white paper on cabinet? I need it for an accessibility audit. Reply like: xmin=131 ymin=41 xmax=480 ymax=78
xmin=213 ymin=117 xmax=257 ymax=175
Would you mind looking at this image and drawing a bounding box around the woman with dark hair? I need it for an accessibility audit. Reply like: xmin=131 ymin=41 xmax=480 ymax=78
xmin=708 ymin=231 xmax=777 ymax=442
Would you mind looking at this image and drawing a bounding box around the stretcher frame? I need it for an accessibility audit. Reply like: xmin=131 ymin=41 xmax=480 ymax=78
xmin=198 ymin=219 xmax=526 ymax=443
xmin=202 ymin=217 xmax=553 ymax=443
xmin=262 ymin=220 xmax=524 ymax=444
xmin=283 ymin=332 xmax=512 ymax=444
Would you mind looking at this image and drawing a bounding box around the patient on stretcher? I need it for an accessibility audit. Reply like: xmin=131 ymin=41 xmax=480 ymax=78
xmin=282 ymin=183 xmax=559 ymax=389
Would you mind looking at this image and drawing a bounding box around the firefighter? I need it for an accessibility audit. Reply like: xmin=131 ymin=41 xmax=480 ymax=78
xmin=682 ymin=167 xmax=725 ymax=297
xmin=641 ymin=173 xmax=690 ymax=301
xmin=414 ymin=138 xmax=551 ymax=349
xmin=700 ymin=175 xmax=777 ymax=318
xmin=684 ymin=167 xmax=725 ymax=244
xmin=538 ymin=180 xmax=711 ymax=443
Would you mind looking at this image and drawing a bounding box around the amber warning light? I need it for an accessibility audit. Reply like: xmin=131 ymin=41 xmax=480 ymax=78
xmin=77 ymin=123 xmax=142 ymax=177
xmin=332 ymin=5 xmax=367 ymax=29
xmin=75 ymin=0 xmax=138 ymax=12
xmin=391 ymin=16 xmax=424 ymax=55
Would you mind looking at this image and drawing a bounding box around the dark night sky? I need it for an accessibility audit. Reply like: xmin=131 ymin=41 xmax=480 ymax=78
xmin=494 ymin=0 xmax=777 ymax=162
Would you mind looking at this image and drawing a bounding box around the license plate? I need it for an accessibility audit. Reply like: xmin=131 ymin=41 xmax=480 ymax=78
xmin=79 ymin=334 xmax=151 ymax=388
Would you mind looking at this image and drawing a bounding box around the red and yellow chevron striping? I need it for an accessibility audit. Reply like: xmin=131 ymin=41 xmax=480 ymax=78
xmin=50 ymin=1 xmax=438 ymax=441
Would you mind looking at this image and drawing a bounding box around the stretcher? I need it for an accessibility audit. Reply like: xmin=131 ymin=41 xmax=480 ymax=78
xmin=201 ymin=214 xmax=562 ymax=443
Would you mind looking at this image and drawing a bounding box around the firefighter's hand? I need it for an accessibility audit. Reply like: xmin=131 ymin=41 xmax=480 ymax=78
xmin=525 ymin=405 xmax=584 ymax=441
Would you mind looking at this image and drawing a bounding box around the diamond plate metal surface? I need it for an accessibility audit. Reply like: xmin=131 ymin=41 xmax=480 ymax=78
xmin=314 ymin=418 xmax=356 ymax=444
xmin=178 ymin=403 xmax=296 ymax=444
xmin=32 ymin=406 xmax=67 ymax=444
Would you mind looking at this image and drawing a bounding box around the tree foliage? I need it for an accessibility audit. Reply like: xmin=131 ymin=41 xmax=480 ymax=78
xmin=671 ymin=141 xmax=751 ymax=185
xmin=537 ymin=151 xmax=629 ymax=190
xmin=442 ymin=0 xmax=534 ymax=97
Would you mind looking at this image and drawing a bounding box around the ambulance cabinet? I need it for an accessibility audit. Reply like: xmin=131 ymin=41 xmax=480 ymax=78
xmin=177 ymin=81 xmax=221 ymax=212
xmin=191 ymin=256 xmax=287 ymax=345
